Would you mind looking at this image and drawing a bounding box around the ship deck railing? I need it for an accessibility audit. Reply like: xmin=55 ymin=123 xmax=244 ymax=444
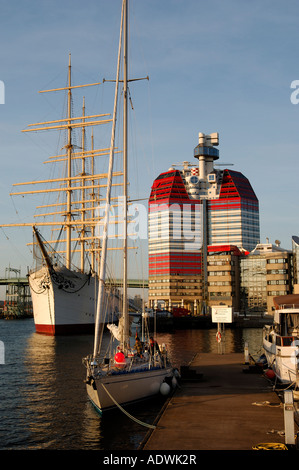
xmin=277 ymin=304 xmax=299 ymax=310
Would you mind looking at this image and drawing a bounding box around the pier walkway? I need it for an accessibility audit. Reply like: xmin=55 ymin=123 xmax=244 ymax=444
xmin=142 ymin=353 xmax=292 ymax=451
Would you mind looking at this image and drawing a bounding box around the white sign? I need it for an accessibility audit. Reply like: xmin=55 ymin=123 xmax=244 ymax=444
xmin=211 ymin=306 xmax=233 ymax=323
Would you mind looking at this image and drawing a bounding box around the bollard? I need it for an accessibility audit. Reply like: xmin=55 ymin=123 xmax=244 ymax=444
xmin=244 ymin=342 xmax=249 ymax=365
xmin=284 ymin=390 xmax=295 ymax=446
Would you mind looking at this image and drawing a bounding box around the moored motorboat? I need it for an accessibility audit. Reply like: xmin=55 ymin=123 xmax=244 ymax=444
xmin=263 ymin=294 xmax=299 ymax=385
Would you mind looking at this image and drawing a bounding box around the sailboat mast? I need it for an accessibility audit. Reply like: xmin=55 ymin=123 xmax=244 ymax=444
xmin=122 ymin=0 xmax=129 ymax=347
xmin=92 ymin=0 xmax=125 ymax=359
xmin=66 ymin=53 xmax=72 ymax=269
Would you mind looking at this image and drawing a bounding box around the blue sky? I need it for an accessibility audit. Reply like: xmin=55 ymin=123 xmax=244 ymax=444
xmin=0 ymin=0 xmax=299 ymax=279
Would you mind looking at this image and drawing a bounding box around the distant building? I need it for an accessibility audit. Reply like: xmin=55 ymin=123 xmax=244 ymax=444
xmin=207 ymin=245 xmax=242 ymax=312
xmin=292 ymin=236 xmax=299 ymax=293
xmin=240 ymin=241 xmax=292 ymax=314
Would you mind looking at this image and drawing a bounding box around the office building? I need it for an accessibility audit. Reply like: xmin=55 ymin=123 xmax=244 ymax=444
xmin=292 ymin=236 xmax=299 ymax=293
xmin=240 ymin=241 xmax=292 ymax=314
xmin=207 ymin=244 xmax=242 ymax=312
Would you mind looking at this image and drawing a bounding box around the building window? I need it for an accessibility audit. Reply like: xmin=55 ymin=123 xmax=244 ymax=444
xmin=267 ymin=258 xmax=287 ymax=264
xmin=267 ymin=269 xmax=288 ymax=275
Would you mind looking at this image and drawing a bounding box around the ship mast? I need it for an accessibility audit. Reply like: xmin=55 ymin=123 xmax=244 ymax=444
xmin=90 ymin=130 xmax=96 ymax=273
xmin=1 ymin=61 xmax=122 ymax=270
xmin=80 ymin=96 xmax=86 ymax=273
xmin=66 ymin=53 xmax=72 ymax=269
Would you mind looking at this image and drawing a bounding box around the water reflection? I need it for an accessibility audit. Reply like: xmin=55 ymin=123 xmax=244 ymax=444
xmin=23 ymin=332 xmax=95 ymax=449
xmin=0 ymin=318 xmax=264 ymax=450
xmin=155 ymin=327 xmax=263 ymax=367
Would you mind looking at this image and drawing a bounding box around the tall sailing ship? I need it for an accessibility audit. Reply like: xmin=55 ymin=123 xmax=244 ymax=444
xmin=2 ymin=55 xmax=123 ymax=335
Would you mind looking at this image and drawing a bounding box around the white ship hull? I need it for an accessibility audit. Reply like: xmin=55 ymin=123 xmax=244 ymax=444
xmin=86 ymin=366 xmax=174 ymax=412
xmin=29 ymin=266 xmax=119 ymax=335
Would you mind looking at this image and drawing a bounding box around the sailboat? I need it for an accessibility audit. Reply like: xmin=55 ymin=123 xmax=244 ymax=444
xmin=1 ymin=55 xmax=123 ymax=335
xmin=83 ymin=0 xmax=176 ymax=413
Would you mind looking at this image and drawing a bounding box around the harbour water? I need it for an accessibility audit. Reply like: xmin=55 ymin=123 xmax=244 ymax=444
xmin=0 ymin=318 xmax=264 ymax=450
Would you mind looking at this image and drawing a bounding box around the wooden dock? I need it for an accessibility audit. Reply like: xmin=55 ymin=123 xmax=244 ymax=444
xmin=141 ymin=353 xmax=295 ymax=451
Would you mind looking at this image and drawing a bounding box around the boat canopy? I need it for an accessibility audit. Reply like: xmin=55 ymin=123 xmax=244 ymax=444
xmin=273 ymin=294 xmax=299 ymax=310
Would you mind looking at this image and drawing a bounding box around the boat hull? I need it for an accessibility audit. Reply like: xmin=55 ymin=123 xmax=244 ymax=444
xmin=263 ymin=333 xmax=299 ymax=384
xmin=86 ymin=366 xmax=174 ymax=412
xmin=29 ymin=266 xmax=119 ymax=335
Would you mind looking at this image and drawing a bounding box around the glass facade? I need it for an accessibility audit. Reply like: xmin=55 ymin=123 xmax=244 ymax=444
xmin=240 ymin=249 xmax=292 ymax=314
xmin=240 ymin=256 xmax=267 ymax=313
xmin=194 ymin=145 xmax=219 ymax=159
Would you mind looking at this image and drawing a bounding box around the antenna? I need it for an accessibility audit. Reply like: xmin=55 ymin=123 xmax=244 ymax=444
xmin=214 ymin=163 xmax=234 ymax=167
xmin=171 ymin=161 xmax=198 ymax=168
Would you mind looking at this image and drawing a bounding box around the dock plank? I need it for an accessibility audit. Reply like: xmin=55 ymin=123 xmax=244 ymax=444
xmin=142 ymin=353 xmax=288 ymax=450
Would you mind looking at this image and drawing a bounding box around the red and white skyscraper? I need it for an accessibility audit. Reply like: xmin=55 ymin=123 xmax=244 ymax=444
xmin=148 ymin=132 xmax=260 ymax=311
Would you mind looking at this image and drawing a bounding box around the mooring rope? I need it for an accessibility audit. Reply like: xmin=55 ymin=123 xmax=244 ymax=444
xmin=252 ymin=442 xmax=288 ymax=450
xmin=101 ymin=383 xmax=156 ymax=429
xmin=251 ymin=400 xmax=283 ymax=408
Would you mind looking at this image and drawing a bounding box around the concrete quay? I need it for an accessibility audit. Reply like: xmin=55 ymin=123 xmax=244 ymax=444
xmin=141 ymin=353 xmax=295 ymax=451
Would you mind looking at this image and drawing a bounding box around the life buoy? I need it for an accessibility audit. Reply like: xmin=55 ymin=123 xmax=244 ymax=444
xmin=216 ymin=331 xmax=222 ymax=343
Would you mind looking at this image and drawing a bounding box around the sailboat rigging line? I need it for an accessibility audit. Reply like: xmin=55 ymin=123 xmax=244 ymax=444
xmin=53 ymin=225 xmax=64 ymax=253
xmin=100 ymin=383 xmax=156 ymax=429
xmin=10 ymin=195 xmax=19 ymax=216
xmin=93 ymin=0 xmax=125 ymax=360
